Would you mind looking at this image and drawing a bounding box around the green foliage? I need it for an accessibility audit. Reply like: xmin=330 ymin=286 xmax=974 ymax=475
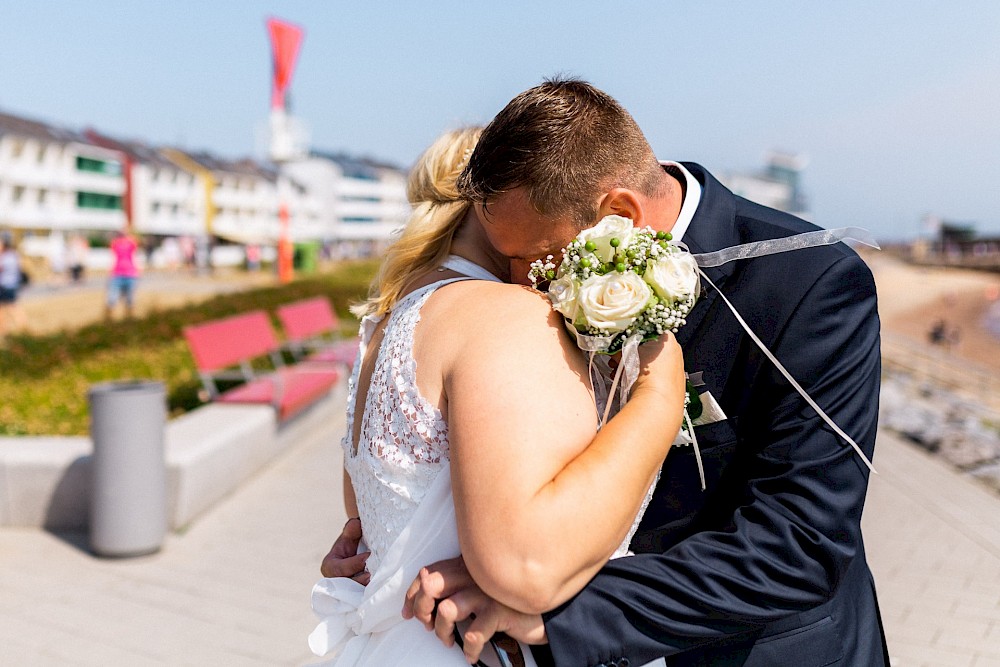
xmin=0 ymin=261 xmax=377 ymax=436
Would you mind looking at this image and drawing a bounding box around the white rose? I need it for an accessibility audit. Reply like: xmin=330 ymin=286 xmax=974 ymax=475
xmin=644 ymin=252 xmax=700 ymax=303
xmin=576 ymin=215 xmax=635 ymax=263
xmin=577 ymin=271 xmax=653 ymax=332
xmin=547 ymin=275 xmax=580 ymax=320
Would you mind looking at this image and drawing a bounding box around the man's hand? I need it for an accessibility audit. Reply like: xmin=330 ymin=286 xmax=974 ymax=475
xmin=402 ymin=556 xmax=547 ymax=664
xmin=320 ymin=517 xmax=371 ymax=585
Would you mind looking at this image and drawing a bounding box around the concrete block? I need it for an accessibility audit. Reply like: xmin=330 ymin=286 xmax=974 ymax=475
xmin=165 ymin=403 xmax=276 ymax=529
xmin=0 ymin=455 xmax=8 ymax=527
xmin=0 ymin=437 xmax=92 ymax=529
xmin=0 ymin=378 xmax=345 ymax=532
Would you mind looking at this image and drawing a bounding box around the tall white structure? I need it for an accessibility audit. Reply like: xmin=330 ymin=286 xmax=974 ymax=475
xmin=720 ymin=151 xmax=809 ymax=218
xmin=282 ymin=152 xmax=409 ymax=251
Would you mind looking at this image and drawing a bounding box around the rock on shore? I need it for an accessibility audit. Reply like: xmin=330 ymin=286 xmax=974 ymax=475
xmin=880 ymin=369 xmax=1000 ymax=493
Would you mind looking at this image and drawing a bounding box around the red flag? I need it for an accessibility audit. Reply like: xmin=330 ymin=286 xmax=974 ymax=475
xmin=266 ymin=17 xmax=304 ymax=110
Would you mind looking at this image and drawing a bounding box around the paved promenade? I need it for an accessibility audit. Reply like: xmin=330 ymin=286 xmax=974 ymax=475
xmin=2 ymin=392 xmax=1000 ymax=665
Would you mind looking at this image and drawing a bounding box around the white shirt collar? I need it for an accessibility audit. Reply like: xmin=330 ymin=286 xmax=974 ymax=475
xmin=658 ymin=161 xmax=701 ymax=242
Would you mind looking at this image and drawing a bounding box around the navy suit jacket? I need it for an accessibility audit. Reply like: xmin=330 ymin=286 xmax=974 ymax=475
xmin=540 ymin=164 xmax=888 ymax=666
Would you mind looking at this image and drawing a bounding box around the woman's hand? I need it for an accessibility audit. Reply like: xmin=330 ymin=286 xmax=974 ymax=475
xmin=633 ymin=332 xmax=686 ymax=402
xmin=319 ymin=517 xmax=371 ymax=585
xmin=402 ymin=556 xmax=547 ymax=664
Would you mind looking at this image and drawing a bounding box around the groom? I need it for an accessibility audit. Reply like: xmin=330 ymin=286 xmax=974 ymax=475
xmin=332 ymin=78 xmax=888 ymax=666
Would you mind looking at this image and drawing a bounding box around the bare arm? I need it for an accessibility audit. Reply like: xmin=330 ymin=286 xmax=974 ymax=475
xmin=442 ymin=284 xmax=685 ymax=614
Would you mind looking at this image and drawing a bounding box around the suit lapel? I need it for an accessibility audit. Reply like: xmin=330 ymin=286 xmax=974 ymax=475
xmin=674 ymin=163 xmax=741 ymax=348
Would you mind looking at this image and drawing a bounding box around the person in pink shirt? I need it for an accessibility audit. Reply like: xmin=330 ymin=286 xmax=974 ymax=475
xmin=106 ymin=230 xmax=139 ymax=319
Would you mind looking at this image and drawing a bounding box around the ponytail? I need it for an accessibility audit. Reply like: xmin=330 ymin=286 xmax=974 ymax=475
xmin=352 ymin=128 xmax=482 ymax=318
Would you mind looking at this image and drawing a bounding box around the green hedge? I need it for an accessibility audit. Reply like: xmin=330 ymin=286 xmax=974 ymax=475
xmin=0 ymin=261 xmax=377 ymax=436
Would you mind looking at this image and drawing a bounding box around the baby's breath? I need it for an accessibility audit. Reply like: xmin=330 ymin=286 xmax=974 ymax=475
xmin=528 ymin=221 xmax=700 ymax=353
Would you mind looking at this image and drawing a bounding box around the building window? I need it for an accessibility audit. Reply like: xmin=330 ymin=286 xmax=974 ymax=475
xmin=12 ymin=185 xmax=25 ymax=203
xmin=76 ymin=156 xmax=122 ymax=176
xmin=77 ymin=191 xmax=122 ymax=210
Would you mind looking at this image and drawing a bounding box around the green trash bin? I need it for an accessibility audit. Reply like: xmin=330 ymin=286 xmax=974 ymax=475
xmin=293 ymin=241 xmax=321 ymax=273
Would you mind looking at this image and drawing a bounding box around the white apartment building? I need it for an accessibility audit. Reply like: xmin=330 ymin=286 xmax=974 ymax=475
xmin=0 ymin=109 xmax=410 ymax=268
xmin=84 ymin=132 xmax=205 ymax=239
xmin=175 ymin=152 xmax=323 ymax=245
xmin=0 ymin=112 xmax=126 ymax=235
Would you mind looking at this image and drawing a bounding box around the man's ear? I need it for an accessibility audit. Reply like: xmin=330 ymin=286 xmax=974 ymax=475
xmin=595 ymin=189 xmax=644 ymax=226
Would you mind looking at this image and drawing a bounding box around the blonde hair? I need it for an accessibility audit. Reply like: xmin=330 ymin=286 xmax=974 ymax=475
xmin=352 ymin=127 xmax=482 ymax=318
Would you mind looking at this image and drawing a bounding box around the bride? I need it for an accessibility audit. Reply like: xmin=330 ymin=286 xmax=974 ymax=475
xmin=309 ymin=128 xmax=686 ymax=665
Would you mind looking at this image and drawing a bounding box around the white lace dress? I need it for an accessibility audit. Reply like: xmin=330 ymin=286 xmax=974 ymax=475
xmin=309 ymin=258 xmax=652 ymax=665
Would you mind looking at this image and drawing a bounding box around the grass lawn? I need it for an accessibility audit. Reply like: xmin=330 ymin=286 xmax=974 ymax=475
xmin=0 ymin=261 xmax=377 ymax=436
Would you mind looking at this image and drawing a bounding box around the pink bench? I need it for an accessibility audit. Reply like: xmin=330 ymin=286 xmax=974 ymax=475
xmin=276 ymin=297 xmax=360 ymax=370
xmin=183 ymin=310 xmax=340 ymax=420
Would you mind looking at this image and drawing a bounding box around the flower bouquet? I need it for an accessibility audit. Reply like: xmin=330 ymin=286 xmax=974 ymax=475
xmin=529 ymin=215 xmax=703 ymax=425
xmin=528 ymin=215 xmax=700 ymax=355
xmin=530 ymin=217 xmax=881 ymax=486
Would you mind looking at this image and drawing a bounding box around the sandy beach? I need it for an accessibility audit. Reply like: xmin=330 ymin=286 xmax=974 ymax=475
xmin=863 ymin=250 xmax=1000 ymax=373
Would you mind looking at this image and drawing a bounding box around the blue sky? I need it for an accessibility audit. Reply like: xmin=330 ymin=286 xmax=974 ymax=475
xmin=1 ymin=1 xmax=997 ymax=241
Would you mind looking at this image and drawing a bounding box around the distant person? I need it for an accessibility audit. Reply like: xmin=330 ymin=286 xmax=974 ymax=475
xmin=0 ymin=233 xmax=28 ymax=336
xmin=160 ymin=236 xmax=182 ymax=270
xmin=245 ymin=244 xmax=261 ymax=272
xmin=106 ymin=230 xmax=139 ymax=319
xmin=47 ymin=231 xmax=67 ymax=283
xmin=179 ymin=235 xmax=196 ymax=270
xmin=929 ymin=318 xmax=947 ymax=346
xmin=68 ymin=234 xmax=89 ymax=284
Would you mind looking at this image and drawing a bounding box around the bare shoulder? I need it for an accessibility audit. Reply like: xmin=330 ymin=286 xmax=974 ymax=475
xmin=425 ymin=280 xmax=552 ymax=328
xmin=421 ymin=280 xmax=561 ymax=342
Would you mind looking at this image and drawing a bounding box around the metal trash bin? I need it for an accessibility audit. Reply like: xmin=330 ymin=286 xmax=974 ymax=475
xmin=88 ymin=380 xmax=167 ymax=557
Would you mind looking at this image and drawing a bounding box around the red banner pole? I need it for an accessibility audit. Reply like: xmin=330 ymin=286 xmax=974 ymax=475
xmin=278 ymin=203 xmax=293 ymax=283
xmin=267 ymin=17 xmax=304 ymax=284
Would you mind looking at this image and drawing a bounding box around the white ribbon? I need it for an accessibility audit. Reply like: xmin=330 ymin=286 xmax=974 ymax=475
xmin=697 ymin=269 xmax=876 ymax=474
xmin=692 ymin=227 xmax=879 ymax=268
xmin=685 ymin=227 xmax=878 ymax=475
xmin=566 ymin=324 xmax=644 ymax=429
xmin=588 ymin=333 xmax=642 ymax=428
xmin=565 ymin=226 xmax=879 ymax=475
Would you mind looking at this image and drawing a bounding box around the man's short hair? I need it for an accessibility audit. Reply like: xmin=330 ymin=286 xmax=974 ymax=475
xmin=458 ymin=77 xmax=663 ymax=226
